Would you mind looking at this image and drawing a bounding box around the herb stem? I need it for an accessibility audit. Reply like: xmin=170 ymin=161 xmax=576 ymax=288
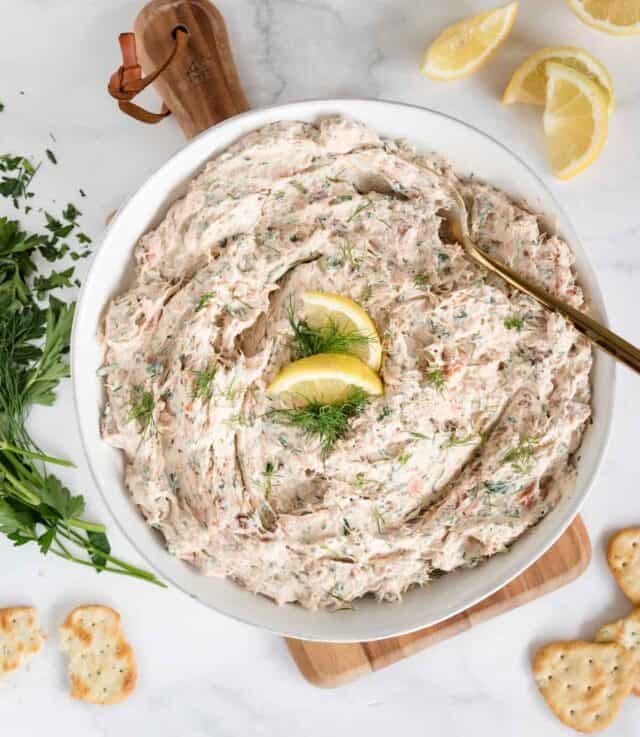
xmin=49 ymin=547 xmax=162 ymax=582
xmin=0 ymin=442 xmax=74 ymax=467
xmin=2 ymin=466 xmax=41 ymax=506
xmin=58 ymin=525 xmax=165 ymax=583
xmin=65 ymin=517 xmax=106 ymax=534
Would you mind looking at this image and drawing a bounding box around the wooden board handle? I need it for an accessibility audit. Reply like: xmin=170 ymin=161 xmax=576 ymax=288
xmin=133 ymin=0 xmax=249 ymax=138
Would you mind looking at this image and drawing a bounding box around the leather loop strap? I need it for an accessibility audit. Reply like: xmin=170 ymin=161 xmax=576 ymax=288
xmin=107 ymin=29 xmax=188 ymax=124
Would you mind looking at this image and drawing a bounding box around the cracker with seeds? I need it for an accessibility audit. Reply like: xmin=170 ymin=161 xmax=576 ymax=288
xmin=532 ymin=640 xmax=639 ymax=733
xmin=59 ymin=605 xmax=136 ymax=705
xmin=607 ymin=528 xmax=640 ymax=604
xmin=596 ymin=608 xmax=640 ymax=696
xmin=0 ymin=606 xmax=45 ymax=678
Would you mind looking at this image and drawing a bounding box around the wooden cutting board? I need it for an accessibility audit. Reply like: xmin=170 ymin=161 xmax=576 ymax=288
xmin=286 ymin=516 xmax=590 ymax=687
xmin=120 ymin=0 xmax=592 ymax=690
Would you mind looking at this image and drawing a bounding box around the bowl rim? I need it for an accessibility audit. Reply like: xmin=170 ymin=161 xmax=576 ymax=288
xmin=71 ymin=96 xmax=615 ymax=642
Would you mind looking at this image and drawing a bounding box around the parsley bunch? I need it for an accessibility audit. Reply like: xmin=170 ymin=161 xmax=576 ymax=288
xmin=0 ymin=144 xmax=163 ymax=586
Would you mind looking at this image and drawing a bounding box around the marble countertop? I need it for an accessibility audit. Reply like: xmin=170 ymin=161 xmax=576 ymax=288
xmin=1 ymin=0 xmax=640 ymax=734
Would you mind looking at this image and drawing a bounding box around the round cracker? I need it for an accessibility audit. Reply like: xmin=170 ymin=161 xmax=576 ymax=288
xmin=607 ymin=528 xmax=640 ymax=604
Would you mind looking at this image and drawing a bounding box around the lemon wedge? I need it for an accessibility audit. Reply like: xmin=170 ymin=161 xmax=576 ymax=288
xmin=266 ymin=353 xmax=383 ymax=405
xmin=503 ymin=46 xmax=614 ymax=113
xmin=301 ymin=291 xmax=383 ymax=371
xmin=567 ymin=0 xmax=640 ymax=35
xmin=420 ymin=2 xmax=519 ymax=81
xmin=543 ymin=62 xmax=609 ymax=180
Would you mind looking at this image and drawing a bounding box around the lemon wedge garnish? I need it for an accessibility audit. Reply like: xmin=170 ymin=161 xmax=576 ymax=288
xmin=420 ymin=2 xmax=519 ymax=81
xmin=543 ymin=62 xmax=609 ymax=180
xmin=567 ymin=0 xmax=640 ymax=35
xmin=266 ymin=353 xmax=383 ymax=405
xmin=503 ymin=46 xmax=614 ymax=113
xmin=301 ymin=291 xmax=382 ymax=371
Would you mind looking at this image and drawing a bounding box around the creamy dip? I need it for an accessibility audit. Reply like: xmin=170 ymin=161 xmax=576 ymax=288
xmin=100 ymin=117 xmax=592 ymax=609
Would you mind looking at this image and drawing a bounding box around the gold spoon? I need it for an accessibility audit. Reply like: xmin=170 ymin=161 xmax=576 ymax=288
xmin=441 ymin=188 xmax=640 ymax=373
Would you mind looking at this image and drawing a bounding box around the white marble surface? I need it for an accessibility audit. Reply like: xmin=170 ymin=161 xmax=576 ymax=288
xmin=1 ymin=0 xmax=640 ymax=734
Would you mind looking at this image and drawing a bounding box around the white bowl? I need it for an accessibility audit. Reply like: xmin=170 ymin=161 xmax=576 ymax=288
xmin=72 ymin=98 xmax=614 ymax=642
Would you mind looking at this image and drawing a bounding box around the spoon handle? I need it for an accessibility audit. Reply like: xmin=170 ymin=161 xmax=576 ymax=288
xmin=468 ymin=240 xmax=640 ymax=374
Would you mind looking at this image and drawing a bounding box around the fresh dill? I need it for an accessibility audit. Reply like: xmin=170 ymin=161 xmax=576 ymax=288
xmin=328 ymin=590 xmax=354 ymax=610
xmin=371 ymin=505 xmax=385 ymax=534
xmin=127 ymin=386 xmax=154 ymax=432
xmin=413 ymin=272 xmax=430 ymax=289
xmin=409 ymin=431 xmax=429 ymax=440
xmin=502 ymin=437 xmax=537 ymax=474
xmin=195 ymin=291 xmax=215 ymax=312
xmin=426 ymin=368 xmax=446 ymax=392
xmin=339 ymin=239 xmax=360 ymax=269
xmin=377 ymin=405 xmax=392 ymax=421
xmin=225 ymin=413 xmax=249 ymax=429
xmin=259 ymin=461 xmax=280 ymax=501
xmin=192 ymin=365 xmax=217 ymax=400
xmin=222 ymin=375 xmax=240 ymax=401
xmin=286 ymin=301 xmax=372 ymax=359
xmin=320 ymin=543 xmax=355 ymax=563
xmin=440 ymin=432 xmax=476 ymax=450
xmin=329 ymin=194 xmax=352 ymax=205
xmin=348 ymin=200 xmax=372 ymax=222
xmin=504 ymin=316 xmax=524 ymax=331
xmin=484 ymin=480 xmax=511 ymax=495
xmin=289 ymin=180 xmax=308 ymax=195
xmin=266 ymin=389 xmax=369 ymax=457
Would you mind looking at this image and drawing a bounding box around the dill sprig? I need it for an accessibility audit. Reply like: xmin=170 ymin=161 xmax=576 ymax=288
xmin=259 ymin=461 xmax=280 ymax=502
xmin=267 ymin=389 xmax=369 ymax=457
xmin=413 ymin=272 xmax=429 ymax=289
xmin=426 ymin=368 xmax=446 ymax=392
xmin=195 ymin=291 xmax=215 ymax=312
xmin=328 ymin=590 xmax=354 ymax=610
xmin=192 ymin=365 xmax=217 ymax=400
xmin=504 ymin=316 xmax=524 ymax=331
xmin=371 ymin=505 xmax=386 ymax=534
xmin=287 ymin=301 xmax=371 ymax=359
xmin=127 ymin=386 xmax=154 ymax=432
xmin=440 ymin=432 xmax=476 ymax=450
xmin=502 ymin=437 xmax=538 ymax=474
